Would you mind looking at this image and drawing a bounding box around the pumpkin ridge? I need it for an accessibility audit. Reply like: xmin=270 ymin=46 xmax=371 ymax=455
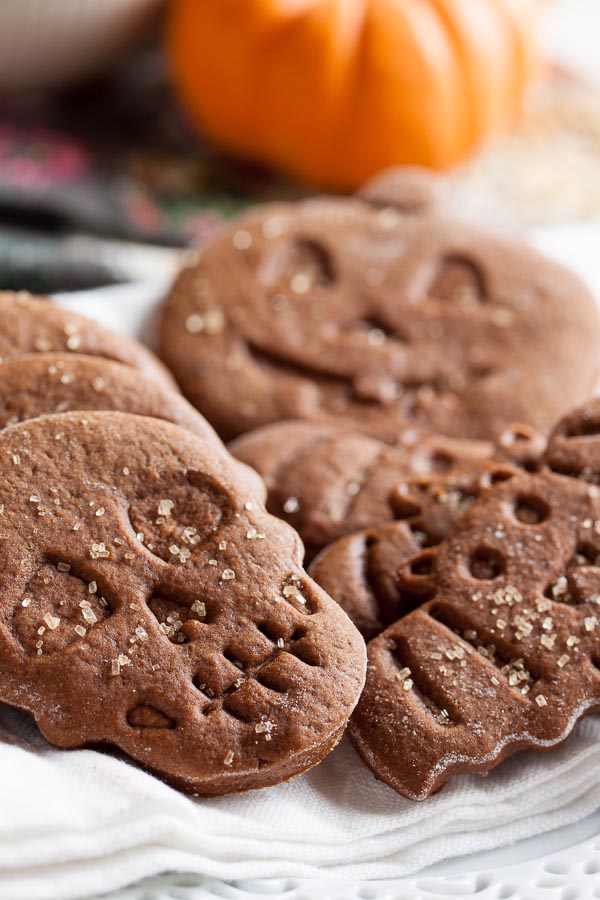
xmin=253 ymin=1 xmax=368 ymax=182
xmin=426 ymin=0 xmax=478 ymax=149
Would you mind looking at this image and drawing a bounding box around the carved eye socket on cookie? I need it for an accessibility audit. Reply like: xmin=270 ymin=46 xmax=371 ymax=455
xmin=479 ymin=465 xmax=518 ymax=490
xmin=499 ymin=424 xmax=546 ymax=471
xmin=127 ymin=471 xmax=232 ymax=564
xmin=13 ymin=562 xmax=111 ymax=656
xmin=409 ymin=550 xmax=436 ymax=576
xmin=513 ymin=495 xmax=550 ymax=526
xmin=468 ymin=546 xmax=506 ymax=580
xmin=430 ymin=451 xmax=456 ymax=472
xmin=396 ymin=549 xmax=438 ymax=600
xmin=427 ymin=256 xmax=486 ymax=308
xmin=259 ymin=238 xmax=334 ymax=294
xmin=573 ymin=542 xmax=600 ymax=567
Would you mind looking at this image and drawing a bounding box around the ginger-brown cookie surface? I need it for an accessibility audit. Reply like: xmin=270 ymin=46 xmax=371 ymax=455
xmin=231 ymin=420 xmax=544 ymax=560
xmin=358 ymin=166 xmax=450 ymax=217
xmin=159 ymin=196 xmax=600 ymax=441
xmin=0 ymin=353 xmax=219 ymax=444
xmin=545 ymin=397 xmax=600 ymax=481
xmin=308 ymin=522 xmax=422 ymax=642
xmin=0 ymin=292 xmax=175 ymax=390
xmin=0 ymin=412 xmax=365 ymax=795
xmin=308 ymin=423 xmax=546 ymax=639
xmin=349 ymin=430 xmax=600 ymax=800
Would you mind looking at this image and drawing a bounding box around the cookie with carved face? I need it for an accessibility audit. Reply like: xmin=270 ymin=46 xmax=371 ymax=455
xmin=0 ymin=353 xmax=219 ymax=444
xmin=0 ymin=291 xmax=175 ymax=390
xmin=0 ymin=412 xmax=365 ymax=795
xmin=349 ymin=402 xmax=600 ymax=800
xmin=159 ymin=195 xmax=600 ymax=441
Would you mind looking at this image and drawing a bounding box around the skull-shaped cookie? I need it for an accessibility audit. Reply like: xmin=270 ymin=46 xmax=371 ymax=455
xmin=350 ymin=404 xmax=600 ymax=799
xmin=160 ymin=194 xmax=600 ymax=441
xmin=0 ymin=412 xmax=365 ymax=795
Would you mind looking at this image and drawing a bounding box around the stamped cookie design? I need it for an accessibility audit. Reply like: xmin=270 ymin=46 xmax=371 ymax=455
xmin=350 ymin=417 xmax=600 ymax=798
xmin=231 ymin=420 xmax=543 ymax=560
xmin=160 ymin=195 xmax=600 ymax=440
xmin=0 ymin=412 xmax=365 ymax=795
xmin=308 ymin=424 xmax=545 ymax=638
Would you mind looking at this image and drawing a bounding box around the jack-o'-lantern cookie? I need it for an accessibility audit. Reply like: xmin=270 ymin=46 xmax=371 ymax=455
xmin=159 ymin=196 xmax=600 ymax=441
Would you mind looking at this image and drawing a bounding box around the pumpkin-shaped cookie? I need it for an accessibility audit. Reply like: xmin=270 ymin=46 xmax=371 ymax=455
xmin=160 ymin=197 xmax=600 ymax=442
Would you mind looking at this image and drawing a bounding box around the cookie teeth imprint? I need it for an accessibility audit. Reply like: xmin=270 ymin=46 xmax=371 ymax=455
xmin=160 ymin=190 xmax=600 ymax=442
xmin=0 ymin=411 xmax=365 ymax=796
xmin=349 ymin=408 xmax=600 ymax=798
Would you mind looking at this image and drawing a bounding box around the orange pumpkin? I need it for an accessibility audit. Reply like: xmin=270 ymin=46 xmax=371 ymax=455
xmin=168 ymin=0 xmax=543 ymax=190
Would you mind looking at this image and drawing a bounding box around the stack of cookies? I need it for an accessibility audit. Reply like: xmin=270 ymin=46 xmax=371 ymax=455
xmin=1 ymin=167 xmax=600 ymax=802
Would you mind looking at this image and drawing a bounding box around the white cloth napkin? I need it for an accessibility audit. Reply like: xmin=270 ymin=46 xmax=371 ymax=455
xmin=0 ymin=226 xmax=598 ymax=900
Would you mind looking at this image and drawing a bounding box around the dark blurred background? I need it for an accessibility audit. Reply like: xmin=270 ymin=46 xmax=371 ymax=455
xmin=0 ymin=0 xmax=597 ymax=295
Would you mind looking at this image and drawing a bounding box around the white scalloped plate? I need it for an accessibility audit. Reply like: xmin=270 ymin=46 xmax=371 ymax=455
xmin=93 ymin=816 xmax=600 ymax=899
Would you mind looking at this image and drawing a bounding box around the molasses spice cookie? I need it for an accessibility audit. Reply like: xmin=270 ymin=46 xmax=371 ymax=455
xmin=0 ymin=353 xmax=220 ymax=444
xmin=160 ymin=196 xmax=600 ymax=441
xmin=349 ymin=445 xmax=600 ymax=800
xmin=0 ymin=291 xmax=175 ymax=390
xmin=231 ymin=420 xmax=544 ymax=559
xmin=0 ymin=412 xmax=365 ymax=795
